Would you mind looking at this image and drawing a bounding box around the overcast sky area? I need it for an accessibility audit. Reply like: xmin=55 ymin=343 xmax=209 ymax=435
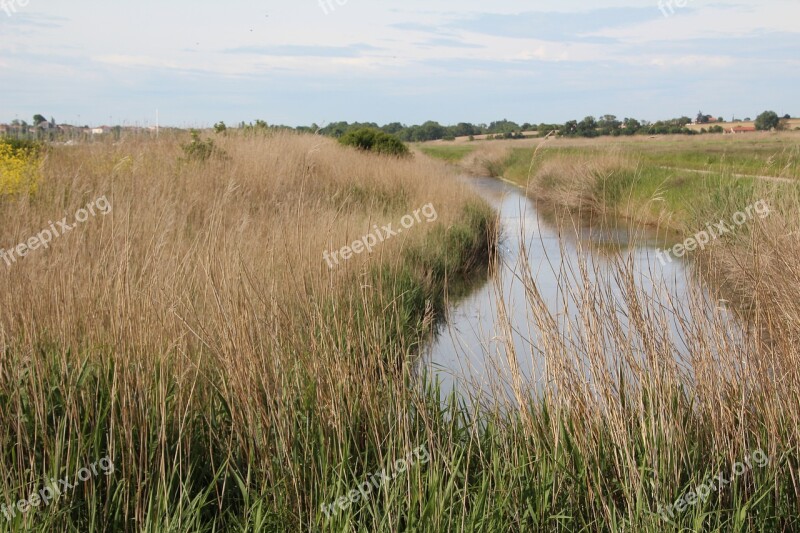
xmin=0 ymin=0 xmax=798 ymax=127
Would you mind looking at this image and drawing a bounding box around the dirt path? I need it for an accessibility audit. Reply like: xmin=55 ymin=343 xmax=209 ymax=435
xmin=658 ymin=166 xmax=795 ymax=184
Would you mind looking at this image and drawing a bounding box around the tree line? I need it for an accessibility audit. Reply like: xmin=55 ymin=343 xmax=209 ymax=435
xmin=226 ymin=110 xmax=794 ymax=142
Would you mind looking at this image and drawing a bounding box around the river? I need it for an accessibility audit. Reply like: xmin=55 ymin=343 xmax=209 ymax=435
xmin=420 ymin=176 xmax=717 ymax=406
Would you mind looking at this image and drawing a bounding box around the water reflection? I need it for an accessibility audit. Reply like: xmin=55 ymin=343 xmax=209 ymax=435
xmin=420 ymin=177 xmax=730 ymax=407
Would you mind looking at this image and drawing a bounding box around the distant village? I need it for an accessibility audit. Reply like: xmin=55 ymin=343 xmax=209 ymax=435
xmin=0 ymin=116 xmax=164 ymax=142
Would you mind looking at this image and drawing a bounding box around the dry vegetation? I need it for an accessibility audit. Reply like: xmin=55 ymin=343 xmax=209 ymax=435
xmin=1 ymin=130 xmax=799 ymax=531
xmin=0 ymin=132 xmax=495 ymax=531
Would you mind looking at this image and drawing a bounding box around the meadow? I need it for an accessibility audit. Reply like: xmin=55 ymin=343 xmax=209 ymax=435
xmin=1 ymin=130 xmax=799 ymax=531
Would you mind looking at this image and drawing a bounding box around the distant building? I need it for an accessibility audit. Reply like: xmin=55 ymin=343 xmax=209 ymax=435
xmin=730 ymin=125 xmax=757 ymax=134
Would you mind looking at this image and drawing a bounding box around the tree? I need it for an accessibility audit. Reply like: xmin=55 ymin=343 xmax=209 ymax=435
xmin=213 ymin=121 xmax=227 ymax=134
xmin=783 ymin=114 xmax=791 ymax=120
xmin=577 ymin=116 xmax=598 ymax=137
xmin=381 ymin=122 xmax=405 ymax=135
xmin=413 ymin=121 xmax=445 ymax=142
xmin=451 ymin=122 xmax=479 ymax=138
xmin=487 ymin=119 xmax=520 ymax=134
xmin=32 ymin=114 xmax=47 ymax=125
xmin=755 ymin=111 xmax=780 ymax=131
xmin=623 ymin=118 xmax=642 ymax=135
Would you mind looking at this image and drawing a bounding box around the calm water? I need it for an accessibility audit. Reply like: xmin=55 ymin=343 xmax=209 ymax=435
xmin=420 ymin=177 xmax=710 ymax=403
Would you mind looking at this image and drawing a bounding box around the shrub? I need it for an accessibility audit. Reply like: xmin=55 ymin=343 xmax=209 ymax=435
xmin=181 ymin=130 xmax=226 ymax=162
xmin=339 ymin=128 xmax=410 ymax=157
xmin=0 ymin=138 xmax=43 ymax=195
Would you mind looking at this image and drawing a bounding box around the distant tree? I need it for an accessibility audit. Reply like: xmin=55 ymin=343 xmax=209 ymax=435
xmin=33 ymin=114 xmax=47 ymax=125
xmin=577 ymin=116 xmax=598 ymax=137
xmin=755 ymin=111 xmax=781 ymax=131
xmin=622 ymin=118 xmax=642 ymax=135
xmin=696 ymin=111 xmax=710 ymax=124
xmin=413 ymin=121 xmax=446 ymax=142
xmin=537 ymin=123 xmax=561 ymax=136
xmin=451 ymin=122 xmax=479 ymax=137
xmin=783 ymin=114 xmax=791 ymax=120
xmin=598 ymin=115 xmax=621 ymax=135
xmin=487 ymin=119 xmax=520 ymax=134
xmin=381 ymin=122 xmax=405 ymax=135
xmin=213 ymin=121 xmax=227 ymax=134
xmin=563 ymin=120 xmax=579 ymax=136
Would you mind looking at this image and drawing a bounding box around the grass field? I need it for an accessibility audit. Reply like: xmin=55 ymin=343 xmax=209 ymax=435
xmin=417 ymin=144 xmax=476 ymax=162
xmin=422 ymin=132 xmax=800 ymax=231
xmin=2 ymin=131 xmax=800 ymax=531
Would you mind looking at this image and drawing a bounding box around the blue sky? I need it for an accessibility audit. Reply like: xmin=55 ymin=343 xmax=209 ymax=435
xmin=0 ymin=0 xmax=797 ymax=127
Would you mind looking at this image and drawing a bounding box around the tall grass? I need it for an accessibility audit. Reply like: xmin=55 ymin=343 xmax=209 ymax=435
xmin=1 ymin=130 xmax=799 ymax=531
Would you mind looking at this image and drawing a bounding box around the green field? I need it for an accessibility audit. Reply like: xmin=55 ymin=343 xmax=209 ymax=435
xmin=418 ymin=144 xmax=476 ymax=162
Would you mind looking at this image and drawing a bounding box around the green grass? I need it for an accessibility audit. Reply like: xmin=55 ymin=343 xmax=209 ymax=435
xmin=418 ymin=145 xmax=476 ymax=162
xmin=4 ymin=348 xmax=797 ymax=531
xmin=488 ymin=140 xmax=795 ymax=231
xmin=634 ymin=138 xmax=800 ymax=179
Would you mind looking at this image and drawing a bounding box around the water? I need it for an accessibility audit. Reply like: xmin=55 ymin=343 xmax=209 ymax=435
xmin=420 ymin=177 xmax=708 ymax=405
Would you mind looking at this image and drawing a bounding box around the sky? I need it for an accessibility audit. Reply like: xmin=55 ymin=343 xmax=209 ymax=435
xmin=0 ymin=0 xmax=798 ymax=128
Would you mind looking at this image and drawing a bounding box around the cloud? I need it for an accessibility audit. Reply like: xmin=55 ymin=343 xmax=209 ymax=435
xmin=416 ymin=38 xmax=484 ymax=49
xmin=223 ymin=43 xmax=383 ymax=58
xmin=445 ymin=8 xmax=659 ymax=42
xmin=0 ymin=11 xmax=67 ymax=37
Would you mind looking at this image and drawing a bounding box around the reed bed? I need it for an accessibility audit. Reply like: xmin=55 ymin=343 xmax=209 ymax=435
xmin=0 ymin=131 xmax=798 ymax=531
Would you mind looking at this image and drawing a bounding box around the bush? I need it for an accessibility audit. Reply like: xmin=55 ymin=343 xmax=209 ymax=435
xmin=181 ymin=130 xmax=226 ymax=162
xmin=0 ymin=137 xmax=42 ymax=157
xmin=339 ymin=128 xmax=410 ymax=157
xmin=0 ymin=138 xmax=42 ymax=195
